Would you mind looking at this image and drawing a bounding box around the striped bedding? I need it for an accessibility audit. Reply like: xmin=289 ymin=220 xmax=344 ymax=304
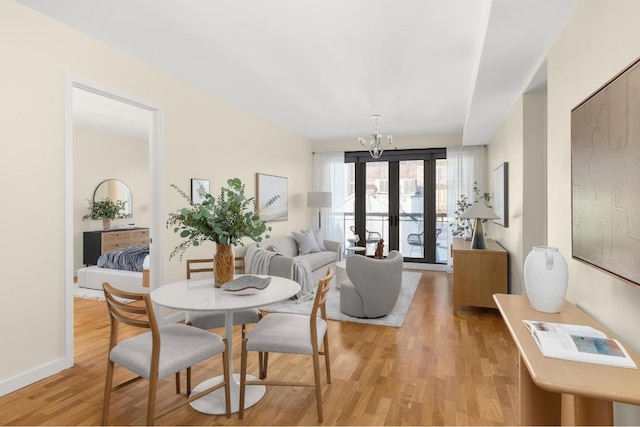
xmin=97 ymin=245 xmax=149 ymax=272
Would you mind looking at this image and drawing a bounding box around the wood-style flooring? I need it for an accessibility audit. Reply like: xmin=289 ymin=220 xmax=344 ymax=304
xmin=0 ymin=271 xmax=518 ymax=425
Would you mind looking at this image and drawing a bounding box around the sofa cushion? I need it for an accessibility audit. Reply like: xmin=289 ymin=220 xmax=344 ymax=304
xmin=292 ymin=230 xmax=320 ymax=254
xmin=301 ymin=228 xmax=326 ymax=251
xmin=296 ymin=251 xmax=339 ymax=271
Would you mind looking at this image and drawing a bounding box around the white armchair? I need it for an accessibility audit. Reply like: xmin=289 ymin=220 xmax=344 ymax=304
xmin=339 ymin=251 xmax=403 ymax=318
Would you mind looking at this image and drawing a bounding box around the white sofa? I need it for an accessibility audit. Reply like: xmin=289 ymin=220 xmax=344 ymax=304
xmin=245 ymin=235 xmax=342 ymax=285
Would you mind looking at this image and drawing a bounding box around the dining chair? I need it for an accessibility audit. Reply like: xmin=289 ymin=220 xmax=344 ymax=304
xmin=101 ymin=282 xmax=231 ymax=425
xmin=239 ymin=268 xmax=334 ymax=422
xmin=185 ymin=257 xmax=261 ymax=338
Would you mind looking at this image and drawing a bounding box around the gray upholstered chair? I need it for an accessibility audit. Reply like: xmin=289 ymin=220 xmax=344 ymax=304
xmin=340 ymin=250 xmax=403 ymax=318
xmin=185 ymin=258 xmax=261 ymax=336
xmin=101 ymin=282 xmax=230 ymax=425
xmin=239 ymin=268 xmax=334 ymax=423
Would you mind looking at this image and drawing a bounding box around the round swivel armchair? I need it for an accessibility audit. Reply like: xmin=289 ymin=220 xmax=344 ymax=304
xmin=339 ymin=250 xmax=403 ymax=318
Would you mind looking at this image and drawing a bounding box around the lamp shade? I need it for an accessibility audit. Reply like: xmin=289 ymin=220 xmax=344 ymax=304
xmin=307 ymin=191 xmax=332 ymax=208
xmin=458 ymin=202 xmax=500 ymax=220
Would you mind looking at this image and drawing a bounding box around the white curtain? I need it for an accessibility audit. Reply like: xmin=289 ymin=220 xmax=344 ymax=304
xmin=446 ymin=145 xmax=488 ymax=265
xmin=313 ymin=151 xmax=345 ymax=243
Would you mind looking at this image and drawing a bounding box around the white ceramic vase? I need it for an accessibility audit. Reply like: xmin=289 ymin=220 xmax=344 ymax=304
xmin=524 ymin=246 xmax=568 ymax=313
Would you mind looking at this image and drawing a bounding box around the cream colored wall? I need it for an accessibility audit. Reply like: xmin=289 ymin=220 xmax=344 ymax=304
xmin=0 ymin=0 xmax=311 ymax=393
xmin=548 ymin=0 xmax=640 ymax=422
xmin=312 ymin=132 xmax=462 ymax=152
xmin=487 ymin=97 xmax=525 ymax=294
xmin=73 ymin=126 xmax=150 ymax=273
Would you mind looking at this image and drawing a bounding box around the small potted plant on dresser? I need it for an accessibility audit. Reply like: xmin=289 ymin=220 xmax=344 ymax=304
xmin=167 ymin=177 xmax=278 ymax=287
xmin=83 ymin=198 xmax=127 ymax=231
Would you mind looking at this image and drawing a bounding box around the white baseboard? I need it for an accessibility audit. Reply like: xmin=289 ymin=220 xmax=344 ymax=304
xmin=0 ymin=357 xmax=72 ymax=398
xmin=403 ymin=262 xmax=452 ymax=273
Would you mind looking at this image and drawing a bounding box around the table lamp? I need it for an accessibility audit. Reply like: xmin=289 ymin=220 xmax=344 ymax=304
xmin=307 ymin=191 xmax=332 ymax=228
xmin=458 ymin=203 xmax=500 ymax=249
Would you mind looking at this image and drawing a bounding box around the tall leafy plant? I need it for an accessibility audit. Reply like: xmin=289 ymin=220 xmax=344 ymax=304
xmin=167 ymin=178 xmax=277 ymax=259
xmin=450 ymin=182 xmax=492 ymax=238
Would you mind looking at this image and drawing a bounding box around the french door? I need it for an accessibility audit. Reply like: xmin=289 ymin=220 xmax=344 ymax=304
xmin=345 ymin=149 xmax=447 ymax=264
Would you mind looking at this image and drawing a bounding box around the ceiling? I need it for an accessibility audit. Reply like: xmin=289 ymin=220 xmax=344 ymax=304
xmin=19 ymin=0 xmax=577 ymax=145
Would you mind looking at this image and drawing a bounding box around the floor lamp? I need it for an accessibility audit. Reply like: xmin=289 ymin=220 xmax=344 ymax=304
xmin=457 ymin=203 xmax=500 ymax=249
xmin=307 ymin=191 xmax=332 ymax=229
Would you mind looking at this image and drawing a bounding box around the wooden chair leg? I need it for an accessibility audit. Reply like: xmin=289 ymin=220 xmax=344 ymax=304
xmin=186 ymin=367 xmax=192 ymax=395
xmin=146 ymin=375 xmax=159 ymax=426
xmin=260 ymin=352 xmax=269 ymax=379
xmin=222 ymin=339 xmax=231 ymax=418
xmin=312 ymin=351 xmax=324 ymax=423
xmin=102 ymin=360 xmax=115 ymax=425
xmin=239 ymin=338 xmax=248 ymax=419
xmin=323 ymin=334 xmax=331 ymax=383
xmin=175 ymin=372 xmax=181 ymax=394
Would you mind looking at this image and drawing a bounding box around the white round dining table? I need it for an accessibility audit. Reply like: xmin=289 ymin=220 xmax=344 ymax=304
xmin=151 ymin=275 xmax=300 ymax=415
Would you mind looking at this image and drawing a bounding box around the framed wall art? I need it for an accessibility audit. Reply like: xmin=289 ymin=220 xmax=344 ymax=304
xmin=493 ymin=162 xmax=508 ymax=227
xmin=571 ymin=56 xmax=640 ymax=286
xmin=256 ymin=173 xmax=288 ymax=221
xmin=190 ymin=178 xmax=209 ymax=205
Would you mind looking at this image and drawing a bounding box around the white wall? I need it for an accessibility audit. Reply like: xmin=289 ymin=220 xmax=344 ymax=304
xmin=547 ymin=1 xmax=640 ymax=423
xmin=0 ymin=0 xmax=312 ymax=395
xmin=73 ymin=126 xmax=150 ymax=272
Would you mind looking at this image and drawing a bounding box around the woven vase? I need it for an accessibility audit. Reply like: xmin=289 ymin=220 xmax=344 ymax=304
xmin=214 ymin=243 xmax=235 ymax=287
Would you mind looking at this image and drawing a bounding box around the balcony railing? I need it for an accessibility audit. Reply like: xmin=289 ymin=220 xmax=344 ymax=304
xmin=335 ymin=212 xmax=449 ymax=264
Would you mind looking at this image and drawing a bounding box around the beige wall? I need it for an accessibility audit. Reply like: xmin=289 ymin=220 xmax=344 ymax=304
xmin=73 ymin=126 xmax=150 ymax=272
xmin=548 ymin=0 xmax=640 ymax=422
xmin=0 ymin=0 xmax=312 ymax=394
xmin=489 ymin=92 xmax=548 ymax=295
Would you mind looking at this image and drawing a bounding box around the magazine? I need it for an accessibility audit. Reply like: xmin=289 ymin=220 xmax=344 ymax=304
xmin=523 ymin=320 xmax=637 ymax=369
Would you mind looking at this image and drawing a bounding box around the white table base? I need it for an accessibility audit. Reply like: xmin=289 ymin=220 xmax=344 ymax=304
xmin=190 ymin=373 xmax=265 ymax=414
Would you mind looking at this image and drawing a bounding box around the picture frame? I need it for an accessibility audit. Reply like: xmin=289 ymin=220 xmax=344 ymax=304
xmin=493 ymin=162 xmax=508 ymax=227
xmin=256 ymin=173 xmax=288 ymax=221
xmin=190 ymin=178 xmax=210 ymax=205
xmin=571 ymin=56 xmax=640 ymax=286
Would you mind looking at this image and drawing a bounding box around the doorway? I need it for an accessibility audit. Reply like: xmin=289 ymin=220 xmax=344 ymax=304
xmin=345 ymin=149 xmax=447 ymax=264
xmin=64 ymin=77 xmax=164 ymax=367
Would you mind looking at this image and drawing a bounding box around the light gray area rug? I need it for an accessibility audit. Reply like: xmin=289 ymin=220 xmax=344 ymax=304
xmin=74 ymin=284 xmax=107 ymax=301
xmin=259 ymin=271 xmax=422 ymax=328
xmin=73 ymin=284 xmax=133 ymax=303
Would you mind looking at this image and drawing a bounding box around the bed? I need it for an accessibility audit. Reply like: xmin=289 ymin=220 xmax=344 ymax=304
xmin=77 ymin=246 xmax=150 ymax=290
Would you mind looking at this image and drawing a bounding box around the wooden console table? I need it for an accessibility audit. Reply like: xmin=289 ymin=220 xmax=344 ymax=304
xmin=452 ymin=238 xmax=507 ymax=309
xmin=494 ymin=293 xmax=640 ymax=426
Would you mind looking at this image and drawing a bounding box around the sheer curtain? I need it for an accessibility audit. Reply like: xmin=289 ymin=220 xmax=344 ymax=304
xmin=313 ymin=151 xmax=345 ymax=243
xmin=446 ymin=145 xmax=487 ymax=266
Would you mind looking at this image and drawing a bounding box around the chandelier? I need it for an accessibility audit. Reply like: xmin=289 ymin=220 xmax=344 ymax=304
xmin=358 ymin=114 xmax=393 ymax=159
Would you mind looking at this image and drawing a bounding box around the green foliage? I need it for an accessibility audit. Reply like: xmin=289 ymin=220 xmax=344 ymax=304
xmin=450 ymin=182 xmax=492 ymax=238
xmin=82 ymin=198 xmax=127 ymax=220
xmin=167 ymin=178 xmax=278 ymax=260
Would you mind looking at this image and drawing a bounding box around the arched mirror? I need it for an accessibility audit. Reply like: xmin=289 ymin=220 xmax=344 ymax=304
xmin=92 ymin=179 xmax=133 ymax=218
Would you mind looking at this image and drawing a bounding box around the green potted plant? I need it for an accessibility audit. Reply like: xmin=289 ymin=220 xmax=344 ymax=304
xmin=167 ymin=177 xmax=277 ymax=286
xmin=450 ymin=182 xmax=492 ymax=239
xmin=83 ymin=198 xmax=127 ymax=231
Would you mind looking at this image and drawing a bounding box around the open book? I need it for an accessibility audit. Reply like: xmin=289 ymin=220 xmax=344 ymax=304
xmin=523 ymin=320 xmax=637 ymax=369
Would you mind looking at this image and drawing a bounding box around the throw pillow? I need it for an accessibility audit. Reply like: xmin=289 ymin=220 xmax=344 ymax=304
xmin=292 ymin=230 xmax=320 ymax=255
xmin=301 ymin=228 xmax=326 ymax=251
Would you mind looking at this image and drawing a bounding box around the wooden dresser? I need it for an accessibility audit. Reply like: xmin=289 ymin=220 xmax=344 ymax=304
xmin=83 ymin=228 xmax=149 ymax=266
xmin=451 ymin=237 xmax=508 ymax=309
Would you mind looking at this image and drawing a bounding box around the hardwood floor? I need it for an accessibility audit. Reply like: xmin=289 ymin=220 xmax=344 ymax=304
xmin=0 ymin=271 xmax=518 ymax=425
